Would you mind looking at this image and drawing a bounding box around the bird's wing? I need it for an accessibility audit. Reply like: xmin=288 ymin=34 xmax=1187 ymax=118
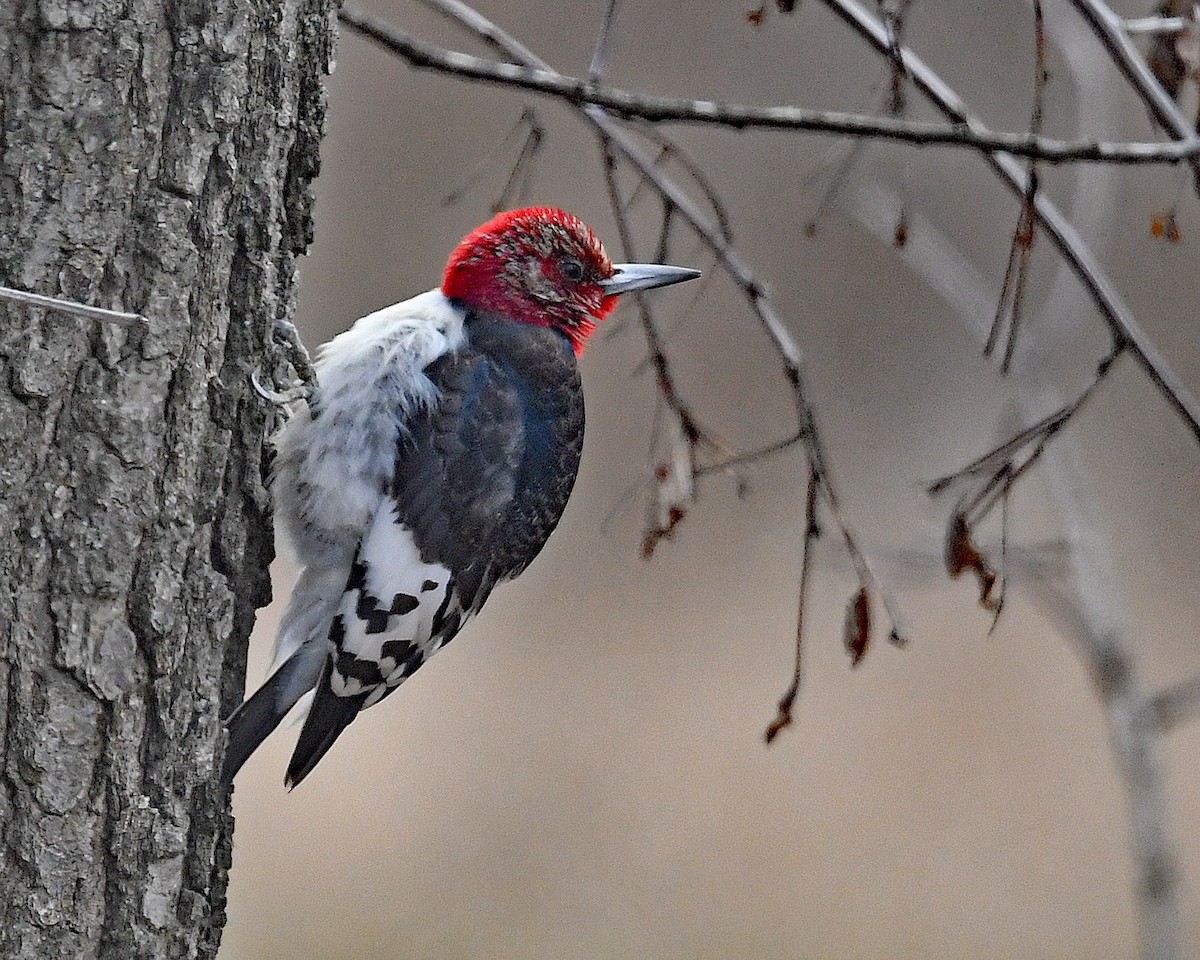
xmin=286 ymin=350 xmax=527 ymax=787
xmin=268 ymin=290 xmax=467 ymax=671
xmin=323 ymin=502 xmax=460 ymax=704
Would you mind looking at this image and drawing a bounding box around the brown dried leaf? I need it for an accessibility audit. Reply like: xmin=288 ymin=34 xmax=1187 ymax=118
xmin=746 ymin=4 xmax=767 ymax=25
xmin=844 ymin=587 xmax=871 ymax=667
xmin=764 ymin=680 xmax=798 ymax=744
xmin=1151 ymin=209 xmax=1183 ymax=243
xmin=641 ymin=505 xmax=685 ymax=559
xmin=1148 ymin=5 xmax=1188 ymax=99
xmin=893 ymin=216 xmax=909 ymax=248
xmin=944 ymin=513 xmax=1000 ymax=612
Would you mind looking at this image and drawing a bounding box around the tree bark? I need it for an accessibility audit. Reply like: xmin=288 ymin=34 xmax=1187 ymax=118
xmin=0 ymin=1 xmax=332 ymax=957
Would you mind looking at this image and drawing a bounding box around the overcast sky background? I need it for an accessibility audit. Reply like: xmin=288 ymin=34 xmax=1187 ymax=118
xmin=221 ymin=2 xmax=1200 ymax=957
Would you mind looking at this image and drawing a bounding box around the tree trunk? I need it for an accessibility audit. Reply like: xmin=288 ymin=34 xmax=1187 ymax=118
xmin=0 ymin=1 xmax=331 ymax=957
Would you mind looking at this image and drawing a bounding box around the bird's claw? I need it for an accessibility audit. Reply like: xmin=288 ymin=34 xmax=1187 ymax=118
xmin=252 ymin=368 xmax=311 ymax=406
xmin=273 ymin=318 xmax=318 ymax=394
xmin=251 ymin=317 xmax=319 ymax=407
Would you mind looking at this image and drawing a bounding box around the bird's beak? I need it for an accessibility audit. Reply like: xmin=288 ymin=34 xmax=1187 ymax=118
xmin=599 ymin=263 xmax=701 ymax=296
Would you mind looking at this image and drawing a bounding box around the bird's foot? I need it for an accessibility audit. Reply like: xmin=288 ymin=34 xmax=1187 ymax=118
xmin=251 ymin=368 xmax=311 ymax=406
xmin=253 ymin=317 xmax=318 ymax=407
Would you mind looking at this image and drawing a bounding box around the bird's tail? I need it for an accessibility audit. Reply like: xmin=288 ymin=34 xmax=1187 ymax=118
xmin=221 ymin=565 xmax=347 ymax=786
xmin=284 ymin=665 xmax=366 ymax=790
xmin=221 ymin=642 xmax=325 ymax=786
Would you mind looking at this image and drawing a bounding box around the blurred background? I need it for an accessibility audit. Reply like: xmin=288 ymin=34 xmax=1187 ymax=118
xmin=222 ymin=1 xmax=1200 ymax=957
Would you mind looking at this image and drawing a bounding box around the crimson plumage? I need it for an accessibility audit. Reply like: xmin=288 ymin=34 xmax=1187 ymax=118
xmin=222 ymin=208 xmax=699 ymax=789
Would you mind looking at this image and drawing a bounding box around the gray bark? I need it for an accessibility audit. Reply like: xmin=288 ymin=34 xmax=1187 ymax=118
xmin=0 ymin=1 xmax=332 ymax=957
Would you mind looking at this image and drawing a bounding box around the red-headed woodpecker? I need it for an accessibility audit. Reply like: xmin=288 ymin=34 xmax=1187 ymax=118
xmin=223 ymin=207 xmax=699 ymax=789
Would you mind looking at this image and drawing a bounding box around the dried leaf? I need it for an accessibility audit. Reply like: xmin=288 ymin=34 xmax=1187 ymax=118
xmin=1149 ymin=30 xmax=1188 ymax=100
xmin=1151 ymin=209 xmax=1183 ymax=243
xmin=642 ymin=415 xmax=697 ymax=558
xmin=893 ymin=217 xmax=909 ymax=248
xmin=764 ymin=710 xmax=790 ymax=743
xmin=944 ymin=513 xmax=1000 ymax=612
xmin=844 ymin=587 xmax=871 ymax=667
xmin=640 ymin=505 xmax=685 ymax=559
xmin=764 ymin=680 xmax=798 ymax=744
xmin=746 ymin=4 xmax=767 ymax=26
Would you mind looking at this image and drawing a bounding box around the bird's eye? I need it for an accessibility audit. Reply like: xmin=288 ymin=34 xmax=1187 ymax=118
xmin=560 ymin=259 xmax=585 ymax=282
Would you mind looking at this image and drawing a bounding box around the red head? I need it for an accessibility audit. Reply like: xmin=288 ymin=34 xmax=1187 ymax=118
xmin=441 ymin=207 xmax=618 ymax=355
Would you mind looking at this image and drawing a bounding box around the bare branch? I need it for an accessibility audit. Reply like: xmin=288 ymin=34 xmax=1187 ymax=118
xmin=1123 ymin=15 xmax=1192 ymax=35
xmin=1066 ymin=0 xmax=1200 ymax=186
xmin=818 ymin=0 xmax=1200 ymax=448
xmin=598 ymin=138 xmax=711 ymax=556
xmin=845 ymin=176 xmax=1189 ymax=957
xmin=335 ymin=5 xmax=1200 ymax=165
xmin=1152 ymin=674 xmax=1200 ymax=730
xmin=765 ymin=468 xmax=820 ymax=745
xmin=400 ymin=0 xmax=907 ymax=641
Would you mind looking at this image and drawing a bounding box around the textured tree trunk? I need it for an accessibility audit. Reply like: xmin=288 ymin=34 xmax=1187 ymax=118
xmin=0 ymin=1 xmax=331 ymax=957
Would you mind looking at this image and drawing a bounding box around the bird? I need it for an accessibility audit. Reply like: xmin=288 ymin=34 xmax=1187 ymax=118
xmin=222 ymin=207 xmax=699 ymax=789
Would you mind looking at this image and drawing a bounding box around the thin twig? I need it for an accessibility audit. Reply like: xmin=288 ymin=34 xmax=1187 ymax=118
xmin=818 ymin=0 xmax=1200 ymax=447
xmin=801 ymin=87 xmax=890 ymax=237
xmin=633 ymin=127 xmax=736 ymax=243
xmin=986 ymin=0 xmax=1046 ymax=373
xmin=765 ymin=467 xmax=820 ymax=744
xmin=1152 ymin=673 xmax=1200 ymax=729
xmin=441 ymin=107 xmax=545 ymax=212
xmin=929 ymin=351 xmax=1118 ymax=519
xmin=0 ymin=285 xmax=146 ymax=327
xmin=334 ymin=6 xmax=1200 ymax=165
xmin=588 ymin=0 xmax=623 ymax=83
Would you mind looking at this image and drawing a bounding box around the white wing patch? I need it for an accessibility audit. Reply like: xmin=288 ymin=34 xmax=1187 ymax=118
xmin=325 ymin=502 xmax=462 ymax=707
xmin=272 ymin=289 xmax=467 ymax=565
xmin=268 ymin=288 xmax=466 ymax=673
